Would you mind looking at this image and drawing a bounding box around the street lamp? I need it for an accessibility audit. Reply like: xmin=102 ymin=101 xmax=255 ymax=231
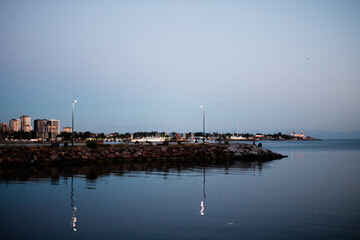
xmin=72 ymin=100 xmax=77 ymax=146
xmin=200 ymin=105 xmax=205 ymax=143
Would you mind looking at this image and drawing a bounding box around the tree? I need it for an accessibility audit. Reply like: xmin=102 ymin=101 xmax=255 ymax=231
xmin=98 ymin=133 xmax=106 ymax=139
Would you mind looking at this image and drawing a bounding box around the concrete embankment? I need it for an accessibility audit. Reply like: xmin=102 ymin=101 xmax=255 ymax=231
xmin=0 ymin=143 xmax=286 ymax=166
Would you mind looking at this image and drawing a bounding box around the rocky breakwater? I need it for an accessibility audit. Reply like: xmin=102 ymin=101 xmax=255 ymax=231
xmin=0 ymin=143 xmax=286 ymax=166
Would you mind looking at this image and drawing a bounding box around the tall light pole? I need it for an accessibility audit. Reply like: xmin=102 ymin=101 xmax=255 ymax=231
xmin=200 ymin=105 xmax=205 ymax=143
xmin=72 ymin=100 xmax=77 ymax=146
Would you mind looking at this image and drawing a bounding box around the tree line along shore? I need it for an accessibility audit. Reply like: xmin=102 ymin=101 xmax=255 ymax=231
xmin=0 ymin=130 xmax=317 ymax=143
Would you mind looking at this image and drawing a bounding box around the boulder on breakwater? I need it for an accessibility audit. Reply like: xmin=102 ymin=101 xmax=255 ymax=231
xmin=0 ymin=143 xmax=286 ymax=166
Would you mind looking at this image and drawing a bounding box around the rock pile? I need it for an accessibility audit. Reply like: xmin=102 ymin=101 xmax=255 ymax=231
xmin=0 ymin=143 xmax=285 ymax=166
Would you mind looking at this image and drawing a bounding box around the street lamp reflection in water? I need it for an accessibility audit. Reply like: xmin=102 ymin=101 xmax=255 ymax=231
xmin=70 ymin=176 xmax=78 ymax=232
xmin=200 ymin=162 xmax=206 ymax=216
xmin=200 ymin=200 xmax=205 ymax=216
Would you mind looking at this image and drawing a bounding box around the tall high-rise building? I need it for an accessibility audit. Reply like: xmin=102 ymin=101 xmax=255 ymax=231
xmin=34 ymin=119 xmax=61 ymax=140
xmin=0 ymin=122 xmax=7 ymax=141
xmin=20 ymin=115 xmax=32 ymax=132
xmin=0 ymin=123 xmax=7 ymax=133
xmin=9 ymin=119 xmax=20 ymax=132
xmin=46 ymin=119 xmax=60 ymax=140
xmin=34 ymin=119 xmax=48 ymax=139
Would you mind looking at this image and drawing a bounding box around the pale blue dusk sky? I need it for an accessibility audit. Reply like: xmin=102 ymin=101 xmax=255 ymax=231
xmin=0 ymin=0 xmax=359 ymax=135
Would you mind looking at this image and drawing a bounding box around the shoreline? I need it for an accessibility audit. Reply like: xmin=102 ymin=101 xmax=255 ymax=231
xmin=0 ymin=138 xmax=320 ymax=146
xmin=0 ymin=143 xmax=286 ymax=167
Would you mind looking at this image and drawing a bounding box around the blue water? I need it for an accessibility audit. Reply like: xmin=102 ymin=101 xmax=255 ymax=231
xmin=1 ymin=140 xmax=360 ymax=240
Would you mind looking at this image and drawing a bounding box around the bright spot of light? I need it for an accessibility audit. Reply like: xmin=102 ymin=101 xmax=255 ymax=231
xmin=200 ymin=200 xmax=205 ymax=216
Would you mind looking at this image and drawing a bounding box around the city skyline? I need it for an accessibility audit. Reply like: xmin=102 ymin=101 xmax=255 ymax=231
xmin=1 ymin=1 xmax=359 ymax=138
xmin=0 ymin=113 xmax=358 ymax=140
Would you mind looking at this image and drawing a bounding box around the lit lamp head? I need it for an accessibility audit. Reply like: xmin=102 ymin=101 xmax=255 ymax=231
xmin=200 ymin=105 xmax=204 ymax=109
xmin=73 ymin=100 xmax=77 ymax=103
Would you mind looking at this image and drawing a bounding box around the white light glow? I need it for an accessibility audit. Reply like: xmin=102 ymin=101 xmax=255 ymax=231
xmin=200 ymin=200 xmax=205 ymax=216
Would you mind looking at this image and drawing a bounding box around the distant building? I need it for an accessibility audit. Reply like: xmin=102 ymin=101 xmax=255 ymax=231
xmin=9 ymin=119 xmax=20 ymax=132
xmin=34 ymin=119 xmax=48 ymax=139
xmin=255 ymin=134 xmax=265 ymax=139
xmin=294 ymin=131 xmax=306 ymax=139
xmin=46 ymin=119 xmax=60 ymax=140
xmin=0 ymin=122 xmax=7 ymax=133
xmin=63 ymin=127 xmax=72 ymax=133
xmin=33 ymin=119 xmax=60 ymax=140
xmin=20 ymin=115 xmax=32 ymax=132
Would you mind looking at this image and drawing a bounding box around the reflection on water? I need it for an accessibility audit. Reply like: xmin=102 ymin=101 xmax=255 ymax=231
xmin=200 ymin=161 xmax=206 ymax=216
xmin=70 ymin=176 xmax=77 ymax=232
xmin=200 ymin=200 xmax=205 ymax=216
xmin=288 ymin=152 xmax=304 ymax=160
xmin=0 ymin=160 xmax=268 ymax=183
xmin=0 ymin=159 xmax=269 ymax=235
xmin=2 ymin=140 xmax=359 ymax=240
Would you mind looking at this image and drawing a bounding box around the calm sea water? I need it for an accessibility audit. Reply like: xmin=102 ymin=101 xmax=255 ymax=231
xmin=1 ymin=140 xmax=359 ymax=240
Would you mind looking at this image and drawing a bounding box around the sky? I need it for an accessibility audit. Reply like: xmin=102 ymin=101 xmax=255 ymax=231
xmin=0 ymin=0 xmax=359 ymax=137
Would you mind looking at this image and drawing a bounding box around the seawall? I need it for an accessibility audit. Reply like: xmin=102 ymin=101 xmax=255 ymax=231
xmin=0 ymin=143 xmax=286 ymax=166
